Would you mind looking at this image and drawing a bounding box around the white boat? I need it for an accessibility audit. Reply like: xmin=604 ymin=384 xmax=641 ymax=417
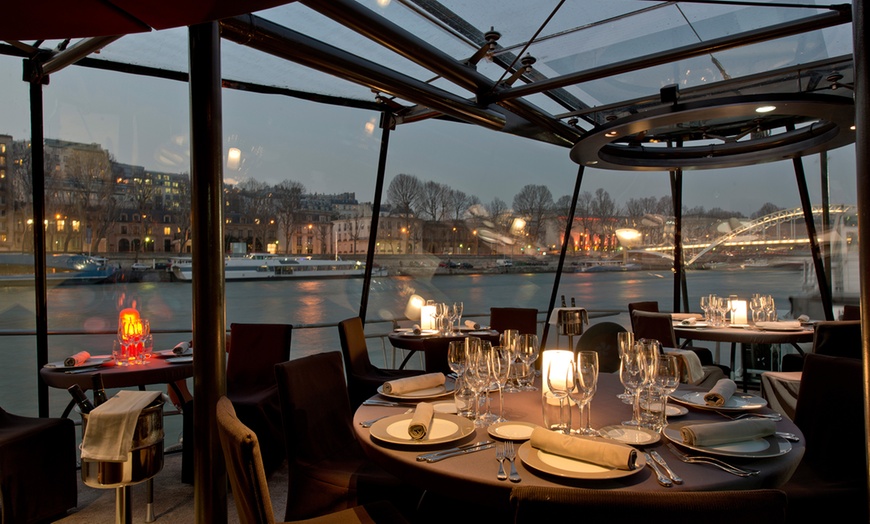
xmin=170 ymin=253 xmax=388 ymax=281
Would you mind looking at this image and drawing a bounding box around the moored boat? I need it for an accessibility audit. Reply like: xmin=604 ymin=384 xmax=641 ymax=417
xmin=170 ymin=253 xmax=387 ymax=281
xmin=0 ymin=253 xmax=117 ymax=284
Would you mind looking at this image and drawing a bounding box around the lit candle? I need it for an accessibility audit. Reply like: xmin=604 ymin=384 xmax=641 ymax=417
xmin=119 ymin=308 xmax=143 ymax=342
xmin=420 ymin=305 xmax=436 ymax=330
xmin=541 ymin=350 xmax=574 ymax=396
xmin=732 ymin=300 xmax=748 ymax=325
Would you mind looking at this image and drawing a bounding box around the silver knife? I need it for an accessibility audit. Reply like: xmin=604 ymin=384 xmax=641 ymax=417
xmin=643 ymin=452 xmax=673 ymax=487
xmin=416 ymin=441 xmax=491 ymax=462
xmin=426 ymin=443 xmax=495 ymax=463
xmin=650 ymin=450 xmax=683 ymax=484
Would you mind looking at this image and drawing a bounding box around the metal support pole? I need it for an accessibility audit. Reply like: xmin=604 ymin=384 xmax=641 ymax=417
xmin=541 ymin=164 xmax=585 ymax=351
xmin=850 ymin=0 xmax=870 ymax=515
xmin=360 ymin=111 xmax=392 ymax=323
xmin=189 ymin=21 xmax=227 ymax=524
xmin=820 ymin=152 xmax=833 ymax=298
xmin=670 ymin=167 xmax=686 ymax=312
xmin=28 ymin=72 xmax=50 ymax=417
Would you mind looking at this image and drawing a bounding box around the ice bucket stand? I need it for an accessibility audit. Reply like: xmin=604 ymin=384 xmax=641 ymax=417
xmin=81 ymin=400 xmax=165 ymax=524
xmin=557 ymin=308 xmax=588 ymax=352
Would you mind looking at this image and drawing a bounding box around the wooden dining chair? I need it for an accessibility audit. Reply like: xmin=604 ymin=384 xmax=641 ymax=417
xmin=574 ymin=321 xmax=625 ymax=373
xmin=226 ymin=322 xmax=293 ymax=474
xmin=0 ymin=406 xmax=77 ymax=523
xmin=781 ymin=353 xmax=868 ymax=522
xmin=489 ymin=307 xmax=538 ymax=335
xmin=338 ymin=317 xmax=425 ymax=410
xmin=510 ymin=486 xmax=787 ymax=523
xmin=216 ymin=396 xmax=409 ymax=524
xmin=274 ymin=352 xmax=422 ymax=521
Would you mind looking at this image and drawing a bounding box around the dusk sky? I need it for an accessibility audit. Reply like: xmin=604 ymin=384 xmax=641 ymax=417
xmin=1 ymin=53 xmax=858 ymax=218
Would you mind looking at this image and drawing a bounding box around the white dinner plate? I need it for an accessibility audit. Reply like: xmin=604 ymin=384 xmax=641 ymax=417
xmin=487 ymin=421 xmax=539 ymax=441
xmin=166 ymin=356 xmax=193 ymax=364
xmin=754 ymin=322 xmax=806 ymax=332
xmin=44 ymin=356 xmax=112 ymax=370
xmin=517 ymin=440 xmax=646 ymax=480
xmin=369 ymin=413 xmax=474 ymax=447
xmin=376 ymin=382 xmax=455 ymax=400
xmin=669 ymin=391 xmax=768 ymax=412
xmin=432 ymin=402 xmax=457 ymax=414
xmin=639 ymin=401 xmax=689 ymax=417
xmin=662 ymin=420 xmax=792 ymax=458
xmin=598 ymin=425 xmax=660 ymax=446
xmin=398 ymin=329 xmax=439 ymax=337
xmin=673 ymin=322 xmax=708 ymax=328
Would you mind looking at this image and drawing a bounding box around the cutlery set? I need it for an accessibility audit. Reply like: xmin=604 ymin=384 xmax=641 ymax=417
xmin=416 ymin=441 xmax=493 ymax=463
xmin=666 ymin=443 xmax=759 ymax=477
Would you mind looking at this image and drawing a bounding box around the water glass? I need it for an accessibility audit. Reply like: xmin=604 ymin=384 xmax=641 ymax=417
xmin=454 ymin=374 xmax=475 ymax=419
xmin=112 ymin=339 xmax=133 ymax=366
xmin=541 ymin=390 xmax=571 ymax=434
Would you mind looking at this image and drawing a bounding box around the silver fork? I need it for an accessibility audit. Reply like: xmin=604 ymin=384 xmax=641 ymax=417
xmin=666 ymin=443 xmax=759 ymax=477
xmin=504 ymin=441 xmax=521 ymax=483
xmin=495 ymin=442 xmax=507 ymax=481
xmin=717 ymin=411 xmax=782 ymax=421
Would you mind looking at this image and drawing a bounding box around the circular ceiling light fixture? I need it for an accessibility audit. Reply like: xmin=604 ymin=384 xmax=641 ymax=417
xmin=570 ymin=94 xmax=854 ymax=171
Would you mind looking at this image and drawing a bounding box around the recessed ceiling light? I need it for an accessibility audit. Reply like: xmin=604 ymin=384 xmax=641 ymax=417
xmin=756 ymin=105 xmax=776 ymax=113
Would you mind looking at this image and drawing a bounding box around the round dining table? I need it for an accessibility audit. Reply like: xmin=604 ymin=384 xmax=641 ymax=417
xmin=353 ymin=371 xmax=804 ymax=513
xmin=387 ymin=329 xmax=501 ymax=372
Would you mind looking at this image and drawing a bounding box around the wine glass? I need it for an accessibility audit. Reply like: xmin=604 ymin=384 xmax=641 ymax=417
xmin=654 ymin=355 xmax=681 ymax=429
xmin=434 ymin=302 xmax=447 ymax=335
xmin=569 ymin=351 xmax=599 ymax=436
xmin=447 ymin=340 xmax=467 ymax=377
xmin=728 ymin=294 xmax=739 ymax=325
xmin=500 ymin=329 xmax=521 ymax=392
xmin=763 ymin=295 xmax=777 ymax=321
xmin=488 ymin=346 xmax=511 ymax=422
xmin=515 ymin=334 xmax=540 ymax=391
xmin=453 ymin=301 xmax=464 ymax=331
xmin=749 ymin=294 xmax=764 ymax=323
xmin=619 ymin=345 xmax=644 ymax=426
xmin=699 ymin=295 xmax=710 ymax=321
xmin=464 ymin=340 xmax=490 ymax=427
xmin=616 ymin=331 xmax=634 ymax=403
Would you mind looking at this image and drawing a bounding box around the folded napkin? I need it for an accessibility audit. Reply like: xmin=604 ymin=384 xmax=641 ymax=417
xmin=672 ymin=313 xmax=703 ymax=321
xmin=464 ymin=320 xmax=480 ymax=330
xmin=664 ymin=349 xmax=704 ymax=385
xmin=172 ymin=341 xmax=193 ymax=355
xmin=81 ymin=390 xmax=161 ymax=462
xmin=756 ymin=321 xmax=801 ymax=330
xmin=680 ymin=317 xmax=697 ymax=325
xmin=797 ymin=314 xmax=810 ymax=323
xmin=64 ymin=351 xmax=91 ymax=367
xmin=408 ymin=402 xmax=434 ymax=440
xmin=530 ymin=427 xmax=638 ymax=470
xmin=382 ymin=372 xmax=445 ymax=395
xmin=704 ymin=378 xmax=738 ymax=406
xmin=680 ymin=418 xmax=776 ymax=447
xmin=412 ymin=324 xmax=422 ymax=335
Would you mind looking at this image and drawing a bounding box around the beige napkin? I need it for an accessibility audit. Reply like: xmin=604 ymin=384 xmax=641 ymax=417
xmin=81 ymin=390 xmax=161 ymax=462
xmin=679 ymin=317 xmax=697 ymax=325
xmin=408 ymin=402 xmax=434 ymax=440
xmin=172 ymin=340 xmax=193 ymax=355
xmin=464 ymin=320 xmax=480 ymax=330
xmin=665 ymin=349 xmax=704 ymax=385
xmin=756 ymin=320 xmax=801 ymax=330
xmin=530 ymin=427 xmax=638 ymax=470
xmin=382 ymin=372 xmax=445 ymax=395
xmin=680 ymin=419 xmax=776 ymax=446
xmin=412 ymin=324 xmax=422 ymax=335
xmin=704 ymin=378 xmax=738 ymax=406
xmin=64 ymin=351 xmax=91 ymax=367
xmin=672 ymin=313 xmax=703 ymax=321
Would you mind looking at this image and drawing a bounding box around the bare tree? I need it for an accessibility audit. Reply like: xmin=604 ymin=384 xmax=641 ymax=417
xmin=10 ymin=140 xmax=33 ymax=251
xmin=123 ymin=165 xmax=157 ymax=258
xmin=485 ymin=197 xmax=511 ymax=234
xmin=417 ymin=180 xmax=448 ymax=221
xmin=386 ymin=173 xmax=421 ymax=217
xmin=237 ymin=178 xmax=273 ymax=252
xmin=173 ymin=173 xmax=192 ymax=253
xmin=273 ymin=180 xmax=305 ymax=254
xmin=512 ymin=184 xmax=553 ymax=243
xmin=445 ymin=189 xmax=471 ymax=222
xmin=591 ymin=187 xmax=619 ymax=237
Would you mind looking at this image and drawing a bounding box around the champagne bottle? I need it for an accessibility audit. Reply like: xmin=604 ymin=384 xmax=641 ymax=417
xmin=561 ymin=295 xmax=567 ymax=308
xmin=571 ymin=297 xmax=576 ymax=307
xmin=67 ymin=384 xmax=95 ymax=414
xmin=91 ymin=373 xmax=108 ymax=406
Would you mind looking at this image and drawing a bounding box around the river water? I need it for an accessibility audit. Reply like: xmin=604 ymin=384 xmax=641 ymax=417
xmin=1 ymin=267 xmax=814 ymax=417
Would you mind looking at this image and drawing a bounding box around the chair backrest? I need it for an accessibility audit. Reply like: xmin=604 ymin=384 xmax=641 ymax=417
xmin=227 ymin=323 xmax=292 ymax=395
xmin=627 ymin=301 xmax=659 ymax=331
xmin=812 ymin=320 xmax=861 ymax=359
xmin=489 ymin=307 xmax=538 ymax=335
xmin=274 ymin=352 xmax=361 ymax=464
xmin=842 ymin=304 xmax=860 ymax=321
xmin=575 ymin=322 xmax=626 ymax=373
xmin=338 ymin=317 xmax=376 ymax=377
xmin=216 ymin=396 xmax=276 ymax=524
xmin=510 ymin=486 xmax=787 ymax=524
xmin=794 ymin=353 xmax=866 ymax=480
xmin=630 ymin=310 xmax=677 ymax=348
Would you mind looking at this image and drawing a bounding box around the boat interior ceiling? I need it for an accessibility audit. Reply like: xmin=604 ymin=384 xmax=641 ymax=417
xmin=1 ymin=1 xmax=856 ymax=162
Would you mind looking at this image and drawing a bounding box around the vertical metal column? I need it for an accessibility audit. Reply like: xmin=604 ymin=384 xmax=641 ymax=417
xmin=670 ymin=167 xmax=686 ymax=313
xmin=360 ymin=111 xmax=392 ymax=323
xmin=541 ymin=164 xmax=584 ymax=351
xmin=189 ymin=22 xmax=227 ymax=524
xmin=29 ymin=76 xmax=50 ymax=417
xmin=791 ymin=153 xmax=833 ymax=320
xmin=850 ymin=0 xmax=870 ymax=512
xmin=820 ymin=152 xmax=832 ymax=294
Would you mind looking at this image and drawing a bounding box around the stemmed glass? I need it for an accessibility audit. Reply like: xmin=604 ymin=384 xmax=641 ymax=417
xmin=545 ymin=355 xmax=573 ymax=434
xmin=500 ymin=329 xmax=521 ymax=392
xmin=700 ymin=295 xmax=711 ymax=321
xmin=619 ymin=343 xmax=644 ymax=426
xmin=488 ymin=346 xmax=512 ymax=422
xmin=654 ymin=355 xmax=681 ymax=429
xmin=749 ymin=294 xmax=764 ymax=323
xmin=616 ymin=331 xmax=634 ymax=403
xmin=447 ymin=340 xmax=467 ymax=377
xmin=569 ymin=351 xmax=599 ymax=436
xmin=515 ymin=334 xmax=540 ymax=391
xmin=464 ymin=339 xmax=491 ymax=427
xmin=434 ymin=302 xmax=447 ymax=335
xmin=453 ymin=301 xmax=464 ymax=331
xmin=763 ymin=294 xmax=777 ymax=321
